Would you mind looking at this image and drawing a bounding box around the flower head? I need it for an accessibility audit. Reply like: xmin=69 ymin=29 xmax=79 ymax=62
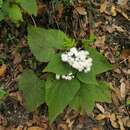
xmin=61 ymin=47 xmax=93 ymax=73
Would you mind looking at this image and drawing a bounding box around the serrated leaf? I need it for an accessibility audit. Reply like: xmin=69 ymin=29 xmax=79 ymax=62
xmin=18 ymin=69 xmax=45 ymax=111
xmin=45 ymin=76 xmax=80 ymax=123
xmin=8 ymin=4 xmax=23 ymax=22
xmin=44 ymin=54 xmax=74 ymax=75
xmin=27 ymin=26 xmax=71 ymax=62
xmin=70 ymin=81 xmax=111 ymax=113
xmin=86 ymin=47 xmax=112 ymax=74
xmin=16 ymin=0 xmax=37 ymax=16
xmin=0 ymin=89 xmax=7 ymax=100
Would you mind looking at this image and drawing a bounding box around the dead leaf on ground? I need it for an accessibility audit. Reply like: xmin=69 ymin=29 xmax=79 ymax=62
xmin=0 ymin=126 xmax=5 ymax=130
xmin=122 ymin=117 xmax=130 ymax=127
xmin=110 ymin=113 xmax=119 ymax=128
xmin=94 ymin=35 xmax=106 ymax=47
xmin=112 ymin=24 xmax=126 ymax=32
xmin=13 ymin=52 xmax=22 ymax=65
xmin=120 ymin=82 xmax=126 ymax=99
xmin=111 ymin=5 xmax=117 ymax=16
xmin=0 ymin=64 xmax=7 ymax=77
xmin=112 ymin=91 xmax=120 ymax=107
xmin=116 ymin=8 xmax=130 ymax=20
xmin=27 ymin=126 xmax=45 ymax=130
xmin=92 ymin=127 xmax=100 ymax=130
xmin=75 ymin=7 xmax=87 ymax=15
xmin=118 ymin=0 xmax=128 ymax=9
xmin=58 ymin=123 xmax=69 ymax=130
xmin=96 ymin=103 xmax=105 ymax=113
xmin=9 ymin=91 xmax=23 ymax=103
xmin=118 ymin=116 xmax=125 ymax=130
xmin=120 ymin=49 xmax=130 ymax=63
xmin=100 ymin=1 xmax=107 ymax=13
xmin=96 ymin=114 xmax=106 ymax=121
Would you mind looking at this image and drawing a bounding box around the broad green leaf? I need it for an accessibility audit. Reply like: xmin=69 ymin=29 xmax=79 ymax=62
xmin=70 ymin=81 xmax=111 ymax=113
xmin=77 ymin=69 xmax=98 ymax=85
xmin=0 ymin=10 xmax=4 ymax=21
xmin=0 ymin=89 xmax=7 ymax=100
xmin=46 ymin=76 xmax=80 ymax=123
xmin=86 ymin=47 xmax=112 ymax=75
xmin=18 ymin=69 xmax=45 ymax=111
xmin=0 ymin=0 xmax=3 ymax=8
xmin=16 ymin=0 xmax=37 ymax=16
xmin=8 ymin=4 xmax=23 ymax=22
xmin=44 ymin=54 xmax=75 ymax=75
xmin=0 ymin=0 xmax=9 ymax=18
xmin=27 ymin=26 xmax=71 ymax=62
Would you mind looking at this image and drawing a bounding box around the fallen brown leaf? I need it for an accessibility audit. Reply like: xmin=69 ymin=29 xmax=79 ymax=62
xmin=0 ymin=64 xmax=7 ymax=77
xmin=120 ymin=49 xmax=130 ymax=61
xmin=96 ymin=114 xmax=106 ymax=121
xmin=28 ymin=126 xmax=45 ymax=130
xmin=118 ymin=116 xmax=125 ymax=130
xmin=58 ymin=123 xmax=69 ymax=130
xmin=94 ymin=35 xmax=106 ymax=47
xmin=110 ymin=113 xmax=119 ymax=128
xmin=9 ymin=91 xmax=23 ymax=103
xmin=122 ymin=117 xmax=130 ymax=127
xmin=75 ymin=7 xmax=87 ymax=15
xmin=116 ymin=8 xmax=130 ymax=20
xmin=92 ymin=127 xmax=100 ymax=130
xmin=96 ymin=103 xmax=105 ymax=113
xmin=120 ymin=82 xmax=126 ymax=99
xmin=111 ymin=5 xmax=117 ymax=16
xmin=100 ymin=1 xmax=107 ymax=13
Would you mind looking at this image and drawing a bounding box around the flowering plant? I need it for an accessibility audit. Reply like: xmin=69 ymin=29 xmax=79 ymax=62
xmin=18 ymin=26 xmax=112 ymax=123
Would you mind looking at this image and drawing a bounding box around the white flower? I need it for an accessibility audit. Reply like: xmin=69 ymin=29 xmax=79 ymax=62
xmin=61 ymin=54 xmax=68 ymax=62
xmin=84 ymin=67 xmax=91 ymax=73
xmin=61 ymin=47 xmax=93 ymax=73
xmin=56 ymin=74 xmax=60 ymax=80
xmin=70 ymin=47 xmax=77 ymax=54
xmin=67 ymin=51 xmax=73 ymax=56
xmin=56 ymin=72 xmax=74 ymax=81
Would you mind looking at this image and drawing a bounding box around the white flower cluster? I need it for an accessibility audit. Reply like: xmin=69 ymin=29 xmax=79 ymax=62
xmin=61 ymin=47 xmax=93 ymax=73
xmin=56 ymin=73 xmax=74 ymax=80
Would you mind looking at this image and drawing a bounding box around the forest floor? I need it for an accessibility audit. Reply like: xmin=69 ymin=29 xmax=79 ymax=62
xmin=0 ymin=0 xmax=130 ymax=130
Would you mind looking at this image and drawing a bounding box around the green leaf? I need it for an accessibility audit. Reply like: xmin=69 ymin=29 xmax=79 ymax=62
xmin=27 ymin=26 xmax=71 ymax=62
xmin=86 ymin=47 xmax=112 ymax=75
xmin=0 ymin=0 xmax=3 ymax=8
xmin=46 ymin=76 xmax=80 ymax=123
xmin=0 ymin=10 xmax=4 ymax=21
xmin=16 ymin=0 xmax=37 ymax=16
xmin=44 ymin=54 xmax=75 ymax=75
xmin=18 ymin=69 xmax=45 ymax=111
xmin=0 ymin=89 xmax=7 ymax=100
xmin=77 ymin=69 xmax=97 ymax=85
xmin=70 ymin=81 xmax=111 ymax=113
xmin=8 ymin=4 xmax=23 ymax=22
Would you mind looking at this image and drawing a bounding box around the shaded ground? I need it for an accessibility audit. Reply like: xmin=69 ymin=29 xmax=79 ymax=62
xmin=0 ymin=0 xmax=130 ymax=130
